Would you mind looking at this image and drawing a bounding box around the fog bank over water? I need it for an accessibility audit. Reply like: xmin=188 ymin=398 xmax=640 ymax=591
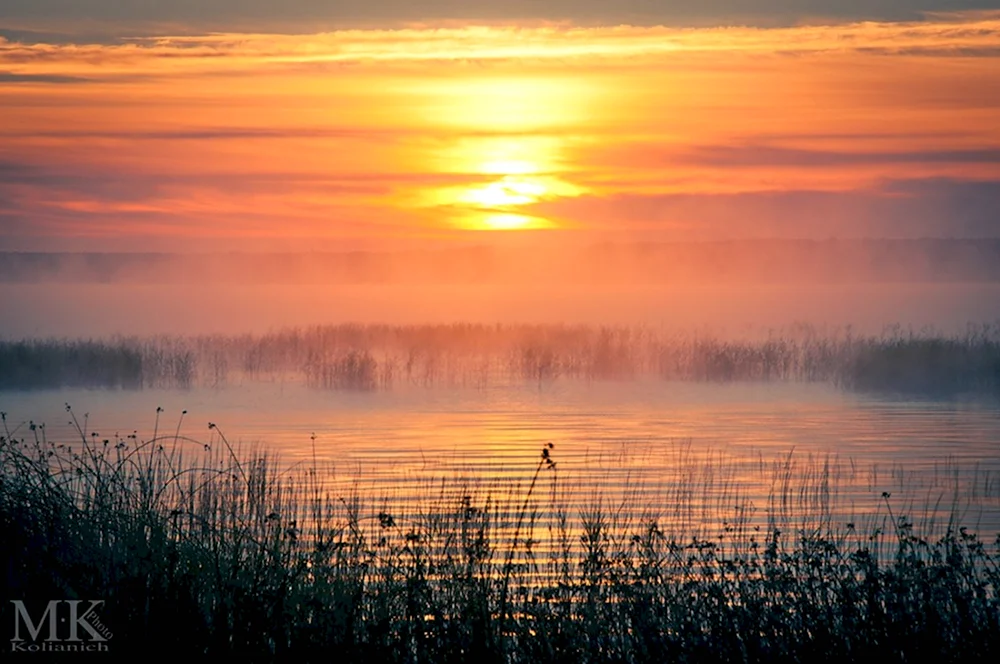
xmin=2 ymin=283 xmax=999 ymax=339
xmin=2 ymin=240 xmax=999 ymax=338
xmin=3 ymin=240 xmax=1000 ymax=285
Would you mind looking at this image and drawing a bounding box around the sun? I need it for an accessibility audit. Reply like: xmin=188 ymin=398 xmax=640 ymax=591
xmin=448 ymin=170 xmax=581 ymax=230
xmin=415 ymin=133 xmax=585 ymax=231
xmin=458 ymin=177 xmax=548 ymax=207
xmin=482 ymin=213 xmax=537 ymax=230
xmin=452 ymin=172 xmax=567 ymax=230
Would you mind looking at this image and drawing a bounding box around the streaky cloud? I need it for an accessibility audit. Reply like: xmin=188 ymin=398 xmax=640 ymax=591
xmin=0 ymin=69 xmax=91 ymax=83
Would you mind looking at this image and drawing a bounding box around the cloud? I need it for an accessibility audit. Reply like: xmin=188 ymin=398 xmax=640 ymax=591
xmin=0 ymin=156 xmax=494 ymax=246
xmin=681 ymin=145 xmax=1000 ymax=168
xmin=585 ymin=143 xmax=1000 ymax=175
xmin=3 ymin=15 xmax=1000 ymax=77
xmin=0 ymin=127 xmax=406 ymax=141
xmin=534 ymin=178 xmax=1000 ymax=238
xmin=2 ymin=1 xmax=1000 ymax=34
xmin=0 ymin=70 xmax=91 ymax=83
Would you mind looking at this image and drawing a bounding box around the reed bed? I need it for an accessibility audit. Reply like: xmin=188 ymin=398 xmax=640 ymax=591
xmin=3 ymin=323 xmax=1000 ymax=395
xmin=0 ymin=339 xmax=144 ymax=389
xmin=2 ymin=408 xmax=999 ymax=661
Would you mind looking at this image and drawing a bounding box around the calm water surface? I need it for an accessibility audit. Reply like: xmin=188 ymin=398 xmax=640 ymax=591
xmin=4 ymin=379 xmax=999 ymax=539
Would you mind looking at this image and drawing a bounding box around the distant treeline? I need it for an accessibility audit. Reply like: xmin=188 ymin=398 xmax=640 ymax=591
xmin=2 ymin=324 xmax=998 ymax=395
xmin=3 ymin=239 xmax=1000 ymax=284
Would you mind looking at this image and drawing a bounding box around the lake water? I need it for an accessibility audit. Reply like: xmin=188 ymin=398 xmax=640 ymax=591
xmin=4 ymin=378 xmax=999 ymax=545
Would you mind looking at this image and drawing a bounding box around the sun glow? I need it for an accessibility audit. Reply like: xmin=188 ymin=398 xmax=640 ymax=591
xmin=479 ymin=159 xmax=539 ymax=175
xmin=400 ymin=76 xmax=594 ymax=231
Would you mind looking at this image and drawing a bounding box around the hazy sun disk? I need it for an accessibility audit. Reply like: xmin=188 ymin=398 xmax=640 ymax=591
xmin=449 ymin=171 xmax=581 ymax=230
xmin=459 ymin=177 xmax=548 ymax=207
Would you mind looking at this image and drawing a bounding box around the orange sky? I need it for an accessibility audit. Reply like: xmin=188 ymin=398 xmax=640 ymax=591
xmin=2 ymin=14 xmax=1000 ymax=250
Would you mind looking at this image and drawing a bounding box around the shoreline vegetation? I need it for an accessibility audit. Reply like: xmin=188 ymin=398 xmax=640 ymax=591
xmin=2 ymin=410 xmax=999 ymax=660
xmin=1 ymin=323 xmax=998 ymax=395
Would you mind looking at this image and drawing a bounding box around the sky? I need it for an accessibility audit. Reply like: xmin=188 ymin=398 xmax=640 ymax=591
xmin=2 ymin=3 xmax=1000 ymax=251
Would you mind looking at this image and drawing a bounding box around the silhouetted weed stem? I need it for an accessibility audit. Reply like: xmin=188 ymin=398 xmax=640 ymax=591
xmin=499 ymin=442 xmax=556 ymax=639
xmin=208 ymin=421 xmax=248 ymax=487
